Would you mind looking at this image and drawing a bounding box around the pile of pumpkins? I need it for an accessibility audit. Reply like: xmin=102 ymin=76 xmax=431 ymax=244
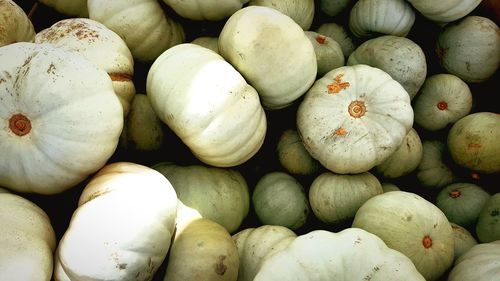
xmin=1 ymin=0 xmax=499 ymax=280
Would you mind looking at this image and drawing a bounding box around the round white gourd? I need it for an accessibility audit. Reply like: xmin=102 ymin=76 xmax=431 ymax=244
xmin=448 ymin=240 xmax=500 ymax=281
xmin=407 ymin=0 xmax=481 ymax=23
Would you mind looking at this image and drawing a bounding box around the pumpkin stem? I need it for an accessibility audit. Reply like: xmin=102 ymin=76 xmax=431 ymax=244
xmin=9 ymin=114 xmax=31 ymax=136
xmin=437 ymin=101 xmax=448 ymax=110
xmin=348 ymin=100 xmax=366 ymax=118
xmin=316 ymin=35 xmax=327 ymax=44
xmin=449 ymin=190 xmax=461 ymax=198
xmin=422 ymin=235 xmax=433 ymax=249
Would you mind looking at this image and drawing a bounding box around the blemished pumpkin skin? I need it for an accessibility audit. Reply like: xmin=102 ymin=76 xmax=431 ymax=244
xmin=232 ymin=225 xmax=297 ymax=281
xmin=447 ymin=112 xmax=500 ymax=174
xmin=347 ymin=35 xmax=427 ymax=100
xmin=316 ymin=22 xmax=356 ymax=58
xmin=120 ymin=93 xmax=164 ymax=152
xmin=147 ymin=43 xmax=266 ymax=167
xmin=39 ymin=0 xmax=88 ymax=17
xmin=163 ymin=0 xmax=248 ymax=21
xmin=253 ymin=228 xmax=426 ymax=281
xmin=375 ymin=128 xmax=423 ymax=179
xmin=218 ymin=6 xmax=317 ymax=110
xmin=304 ymin=31 xmax=345 ymax=77
xmin=297 ymin=64 xmax=414 ymax=174
xmin=416 ymin=140 xmax=457 ymax=189
xmin=475 ymin=193 xmax=500 ymax=243
xmin=54 ymin=162 xmax=178 ymax=281
xmin=34 ymin=18 xmax=136 ymax=117
xmin=413 ymin=74 xmax=472 ymax=131
xmin=407 ymin=0 xmax=481 ymax=23
xmin=447 ymin=240 xmax=500 ymax=281
xmin=248 ymin=0 xmax=315 ymax=30
xmin=0 ymin=42 xmax=123 ymax=195
xmin=352 ymin=191 xmax=455 ymax=281
xmin=87 ymin=0 xmax=185 ymax=62
xmin=309 ymin=171 xmax=383 ymax=225
xmin=276 ymin=129 xmax=320 ymax=176
xmin=450 ymin=223 xmax=478 ymax=261
xmin=0 ymin=193 xmax=56 ymax=281
xmin=163 ymin=218 xmax=239 ymax=281
xmin=152 ymin=162 xmax=250 ymax=234
xmin=252 ymin=172 xmax=310 ymax=230
xmin=435 ymin=183 xmax=491 ymax=227
xmin=348 ymin=0 xmax=415 ymax=38
xmin=436 ymin=16 xmax=500 ymax=83
xmin=0 ymin=0 xmax=35 ymax=47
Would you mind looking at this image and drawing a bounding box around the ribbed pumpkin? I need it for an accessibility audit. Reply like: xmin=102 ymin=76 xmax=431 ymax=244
xmin=163 ymin=0 xmax=248 ymax=21
xmin=407 ymin=0 xmax=481 ymax=23
xmin=447 ymin=240 xmax=500 ymax=281
xmin=416 ymin=140 xmax=457 ymax=189
xmin=248 ymin=0 xmax=315 ymax=30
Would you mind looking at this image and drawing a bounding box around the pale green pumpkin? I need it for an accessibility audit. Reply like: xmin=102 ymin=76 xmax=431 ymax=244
xmin=276 ymin=129 xmax=320 ymax=176
xmin=450 ymin=223 xmax=477 ymax=261
xmin=448 ymin=240 xmax=500 ymax=281
xmin=475 ymin=193 xmax=500 ymax=243
xmin=305 ymin=31 xmax=345 ymax=77
xmin=249 ymin=0 xmax=315 ymax=30
xmin=416 ymin=140 xmax=457 ymax=188
xmin=316 ymin=22 xmax=356 ymax=58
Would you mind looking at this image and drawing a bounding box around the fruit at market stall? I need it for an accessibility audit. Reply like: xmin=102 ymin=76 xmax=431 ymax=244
xmin=0 ymin=42 xmax=123 ymax=194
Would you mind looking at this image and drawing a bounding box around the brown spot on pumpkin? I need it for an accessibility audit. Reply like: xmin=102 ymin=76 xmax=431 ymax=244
xmin=47 ymin=63 xmax=56 ymax=74
xmin=449 ymin=190 xmax=461 ymax=198
xmin=422 ymin=235 xmax=433 ymax=248
xmin=468 ymin=143 xmax=482 ymax=149
xmin=335 ymin=127 xmax=347 ymax=136
xmin=214 ymin=255 xmax=227 ymax=275
xmin=9 ymin=113 xmax=31 ymax=136
xmin=109 ymin=73 xmax=133 ymax=82
xmin=327 ymin=74 xmax=350 ymax=94
xmin=491 ymin=209 xmax=499 ymax=217
xmin=437 ymin=101 xmax=448 ymax=110
xmin=436 ymin=46 xmax=448 ymax=60
xmin=316 ymin=35 xmax=327 ymax=44
xmin=118 ymin=263 xmax=127 ymax=270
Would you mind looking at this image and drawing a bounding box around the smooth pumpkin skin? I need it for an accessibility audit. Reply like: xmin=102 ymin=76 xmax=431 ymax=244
xmin=316 ymin=22 xmax=356 ymax=58
xmin=0 ymin=0 xmax=35 ymax=47
xmin=276 ymin=129 xmax=320 ymax=176
xmin=305 ymin=31 xmax=345 ymax=77
xmin=249 ymin=0 xmax=315 ymax=30
xmin=55 ymin=162 xmax=178 ymax=281
xmin=376 ymin=128 xmax=423 ymax=178
xmin=163 ymin=218 xmax=239 ymax=281
xmin=254 ymin=228 xmax=426 ymax=281
xmin=147 ymin=43 xmax=266 ymax=167
xmin=352 ymin=191 xmax=454 ymax=281
xmin=450 ymin=223 xmax=477 ymax=261
xmin=34 ymin=18 xmax=136 ymax=116
xmin=87 ymin=0 xmax=185 ymax=62
xmin=309 ymin=171 xmax=383 ymax=225
xmin=153 ymin=162 xmax=250 ymax=233
xmin=347 ymin=35 xmax=427 ymax=100
xmin=348 ymin=0 xmax=415 ymax=38
xmin=191 ymin=36 xmax=219 ymax=54
xmin=252 ymin=172 xmax=310 ymax=230
xmin=416 ymin=140 xmax=457 ymax=189
xmin=435 ymin=183 xmax=491 ymax=227
xmin=475 ymin=193 xmax=500 ymax=243
xmin=232 ymin=225 xmax=297 ymax=281
xmin=447 ymin=112 xmax=500 ymax=174
xmin=297 ymin=64 xmax=414 ymax=174
xmin=163 ymin=0 xmax=248 ymax=21
xmin=407 ymin=0 xmax=481 ymax=23
xmin=413 ymin=74 xmax=472 ymax=131
xmin=436 ymin=16 xmax=500 ymax=83
xmin=218 ymin=6 xmax=317 ymax=110
xmin=447 ymin=240 xmax=500 ymax=281
xmin=0 ymin=193 xmax=56 ymax=281
xmin=0 ymin=42 xmax=123 ymax=194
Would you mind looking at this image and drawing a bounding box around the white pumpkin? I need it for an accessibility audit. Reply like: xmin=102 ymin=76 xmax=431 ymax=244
xmin=87 ymin=0 xmax=185 ymax=62
xmin=447 ymin=112 xmax=500 ymax=174
xmin=309 ymin=171 xmax=383 ymax=224
xmin=163 ymin=0 xmax=248 ymax=21
xmin=54 ymin=162 xmax=178 ymax=281
xmin=0 ymin=0 xmax=35 ymax=47
xmin=407 ymin=0 xmax=481 ymax=23
xmin=0 ymin=42 xmax=123 ymax=194
xmin=416 ymin=140 xmax=457 ymax=188
xmin=447 ymin=240 xmax=500 ymax=281
xmin=152 ymin=162 xmax=250 ymax=233
xmin=218 ymin=6 xmax=317 ymax=110
xmin=252 ymin=172 xmax=310 ymax=230
xmin=297 ymin=64 xmax=414 ymax=174
xmin=349 ymin=0 xmax=415 ymax=38
xmin=316 ymin=22 xmax=356 ymax=58
xmin=253 ymin=228 xmax=426 ymax=281
xmin=352 ymin=191 xmax=454 ymax=281
xmin=450 ymin=223 xmax=478 ymax=261
xmin=34 ymin=18 xmax=136 ymax=116
xmin=305 ymin=31 xmax=345 ymax=77
xmin=0 ymin=193 xmax=56 ymax=281
xmin=413 ymin=74 xmax=472 ymax=131
xmin=39 ymin=0 xmax=88 ymax=17
xmin=248 ymin=0 xmax=315 ymax=30
xmin=375 ymin=128 xmax=423 ymax=178
xmin=347 ymin=35 xmax=427 ymax=100
xmin=436 ymin=16 xmax=500 ymax=83
xmin=147 ymin=43 xmax=266 ymax=167
xmin=232 ymin=225 xmax=297 ymax=281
